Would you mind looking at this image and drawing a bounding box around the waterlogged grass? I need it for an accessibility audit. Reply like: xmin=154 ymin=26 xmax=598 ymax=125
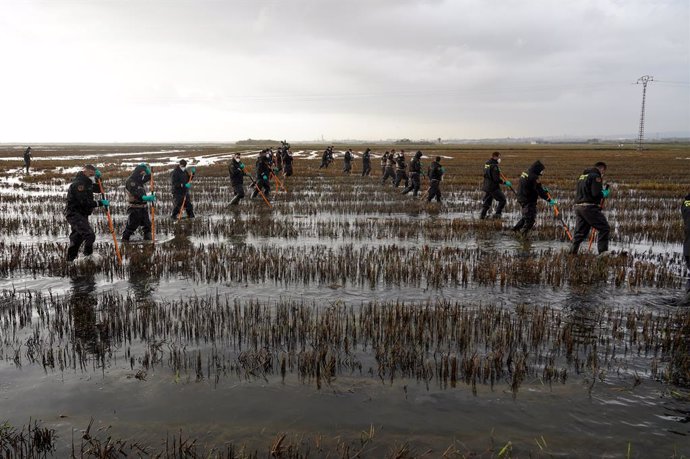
xmin=1 ymin=143 xmax=689 ymax=457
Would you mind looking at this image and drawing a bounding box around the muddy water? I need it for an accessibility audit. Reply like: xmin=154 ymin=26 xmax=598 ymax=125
xmin=1 ymin=269 xmax=689 ymax=456
xmin=1 ymin=367 xmax=687 ymax=456
xmin=1 ymin=146 xmax=689 ymax=457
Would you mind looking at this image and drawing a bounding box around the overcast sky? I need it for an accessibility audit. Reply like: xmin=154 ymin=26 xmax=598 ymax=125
xmin=1 ymin=0 xmax=688 ymax=142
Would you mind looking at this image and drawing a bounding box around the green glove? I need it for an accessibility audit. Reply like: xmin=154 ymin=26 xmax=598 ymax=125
xmin=548 ymin=198 xmax=557 ymax=206
xmin=190 ymin=167 xmax=196 ymax=174
xmin=99 ymin=199 xmax=109 ymax=207
xmin=142 ymin=194 xmax=156 ymax=202
xmin=262 ymin=174 xmax=268 ymax=181
xmin=273 ymin=168 xmax=279 ymax=173
xmin=185 ymin=183 xmax=192 ymax=189
xmin=95 ymin=169 xmax=102 ymax=179
xmin=239 ymin=163 xmax=245 ymax=170
xmin=139 ymin=163 xmax=151 ymax=175
xmin=543 ymin=186 xmax=550 ymax=193
xmin=602 ymin=189 xmax=610 ymax=198
xmin=504 ymin=180 xmax=512 ymax=187
xmin=440 ymin=167 xmax=446 ymax=173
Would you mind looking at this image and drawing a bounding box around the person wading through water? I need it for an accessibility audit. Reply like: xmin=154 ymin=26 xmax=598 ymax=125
xmin=361 ymin=148 xmax=372 ymax=177
xmin=64 ymin=164 xmax=109 ymax=261
xmin=511 ymin=160 xmax=556 ymax=237
xmin=170 ymin=160 xmax=195 ymax=219
xmin=228 ymin=153 xmax=246 ymax=206
xmin=570 ymin=162 xmax=611 ymax=257
xmin=402 ymin=150 xmax=423 ymax=197
xmin=122 ymin=163 xmax=156 ymax=241
xmin=480 ymin=151 xmax=510 ymax=220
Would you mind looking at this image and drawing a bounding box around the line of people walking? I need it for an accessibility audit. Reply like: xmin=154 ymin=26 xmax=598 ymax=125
xmin=62 ymin=147 xmax=689 ymax=294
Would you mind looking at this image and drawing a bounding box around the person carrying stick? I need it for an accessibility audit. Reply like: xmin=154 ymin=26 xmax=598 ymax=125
xmin=570 ymin=162 xmax=611 ymax=257
xmin=170 ymin=159 xmax=195 ymax=219
xmin=64 ymin=164 xmax=109 ymax=262
xmin=122 ymin=163 xmax=156 ymax=241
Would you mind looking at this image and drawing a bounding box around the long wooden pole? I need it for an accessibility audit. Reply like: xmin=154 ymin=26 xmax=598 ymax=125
xmin=150 ymin=166 xmax=155 ymax=242
xmin=97 ymin=178 xmax=123 ymax=266
xmin=177 ymin=172 xmax=194 ymax=221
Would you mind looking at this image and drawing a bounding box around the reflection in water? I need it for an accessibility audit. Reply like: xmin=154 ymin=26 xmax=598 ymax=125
xmin=562 ymin=286 xmax=605 ymax=348
xmin=127 ymin=243 xmax=159 ymax=304
xmin=69 ymin=271 xmax=102 ymax=354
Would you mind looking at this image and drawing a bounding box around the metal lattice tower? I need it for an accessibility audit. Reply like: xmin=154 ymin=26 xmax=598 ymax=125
xmin=636 ymin=75 xmax=653 ymax=151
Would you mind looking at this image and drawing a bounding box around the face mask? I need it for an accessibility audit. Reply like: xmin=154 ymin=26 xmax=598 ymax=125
xmin=180 ymin=166 xmax=186 ymax=171
xmin=497 ymin=158 xmax=502 ymax=164
xmin=89 ymin=175 xmax=96 ymax=183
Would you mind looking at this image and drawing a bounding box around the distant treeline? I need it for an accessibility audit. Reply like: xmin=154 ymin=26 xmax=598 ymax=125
xmin=235 ymin=139 xmax=281 ymax=146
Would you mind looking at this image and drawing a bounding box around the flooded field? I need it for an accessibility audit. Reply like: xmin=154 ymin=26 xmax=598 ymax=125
xmin=1 ymin=143 xmax=689 ymax=457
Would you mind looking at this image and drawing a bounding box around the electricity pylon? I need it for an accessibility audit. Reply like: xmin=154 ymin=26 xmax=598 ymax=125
xmin=636 ymin=75 xmax=653 ymax=152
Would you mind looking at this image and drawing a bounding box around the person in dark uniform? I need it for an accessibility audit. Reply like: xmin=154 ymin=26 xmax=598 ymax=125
xmin=343 ymin=149 xmax=353 ymax=174
xmin=361 ymin=148 xmax=372 ymax=177
xmin=282 ymin=148 xmax=294 ymax=177
xmin=480 ymin=151 xmax=511 ymax=219
xmin=319 ymin=147 xmax=333 ymax=169
xmin=402 ymin=150 xmax=423 ymax=196
xmin=229 ymin=153 xmax=246 ymax=206
xmin=64 ymin=164 xmax=109 ymax=262
xmin=380 ymin=151 xmax=389 ymax=176
xmin=170 ymin=160 xmax=195 ymax=219
xmin=252 ymin=152 xmax=271 ymax=199
xmin=382 ymin=150 xmax=396 ymax=185
xmin=512 ymin=160 xmax=555 ymax=236
xmin=122 ymin=163 xmax=156 ymax=241
xmin=23 ymin=146 xmax=32 ymax=174
xmin=570 ymin=162 xmax=611 ymax=255
xmin=275 ymin=147 xmax=283 ymax=173
xmin=394 ymin=150 xmax=409 ymax=188
xmin=427 ymin=156 xmax=444 ymax=203
xmin=682 ymin=193 xmax=690 ymax=291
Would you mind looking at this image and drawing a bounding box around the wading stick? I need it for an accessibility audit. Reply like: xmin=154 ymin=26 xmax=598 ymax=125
xmin=177 ymin=171 xmax=195 ymax=221
xmin=545 ymin=190 xmax=573 ymax=241
xmin=247 ymin=175 xmax=272 ymax=209
xmin=150 ymin=166 xmax=155 ymax=242
xmin=500 ymin=172 xmax=517 ymax=196
xmin=270 ymin=171 xmax=287 ymax=192
xmin=97 ymin=178 xmax=123 ymax=266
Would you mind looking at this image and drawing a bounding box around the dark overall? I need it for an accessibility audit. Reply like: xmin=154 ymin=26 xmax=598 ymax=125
xmin=64 ymin=172 xmax=101 ymax=261
xmin=252 ymin=157 xmax=271 ymax=198
xmin=394 ymin=155 xmax=409 ymax=188
xmin=122 ymin=165 xmax=152 ymax=240
xmin=362 ymin=150 xmax=371 ymax=176
xmin=229 ymin=159 xmax=245 ymax=205
xmin=171 ymin=166 xmax=194 ymax=218
xmin=427 ymin=161 xmax=444 ymax=203
xmin=570 ymin=168 xmax=610 ymax=254
xmin=512 ymin=160 xmax=548 ymax=235
xmin=402 ymin=154 xmax=422 ymax=196
xmin=480 ymin=158 xmax=507 ymax=218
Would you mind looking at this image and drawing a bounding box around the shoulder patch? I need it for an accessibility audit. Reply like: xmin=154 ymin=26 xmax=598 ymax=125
xmin=77 ymin=185 xmax=84 ymax=192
